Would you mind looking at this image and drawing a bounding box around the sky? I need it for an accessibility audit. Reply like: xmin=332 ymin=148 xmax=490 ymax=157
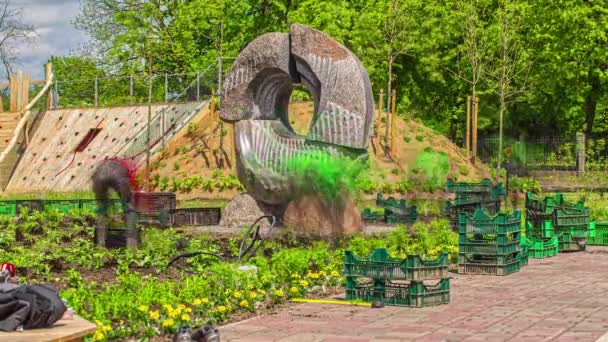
xmin=13 ymin=0 xmax=87 ymax=81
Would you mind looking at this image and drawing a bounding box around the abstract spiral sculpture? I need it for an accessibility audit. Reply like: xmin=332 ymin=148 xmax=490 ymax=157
xmin=221 ymin=24 xmax=374 ymax=205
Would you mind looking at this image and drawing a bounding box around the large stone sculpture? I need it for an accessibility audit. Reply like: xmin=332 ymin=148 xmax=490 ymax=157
xmin=221 ymin=24 xmax=374 ymax=225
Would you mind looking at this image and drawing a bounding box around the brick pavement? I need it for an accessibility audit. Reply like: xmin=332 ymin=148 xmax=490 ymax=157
xmin=220 ymin=247 xmax=608 ymax=342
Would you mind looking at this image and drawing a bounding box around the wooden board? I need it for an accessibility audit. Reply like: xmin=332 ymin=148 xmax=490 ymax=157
xmin=1 ymin=315 xmax=97 ymax=342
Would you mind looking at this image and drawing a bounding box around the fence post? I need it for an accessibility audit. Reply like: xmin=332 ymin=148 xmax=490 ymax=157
xmin=94 ymin=76 xmax=98 ymax=107
xmin=129 ymin=75 xmax=134 ymax=105
xmin=45 ymin=63 xmax=53 ymax=109
xmin=164 ymin=73 xmax=168 ymax=103
xmin=576 ymin=132 xmax=586 ymax=176
xmin=196 ymin=73 xmax=200 ymax=102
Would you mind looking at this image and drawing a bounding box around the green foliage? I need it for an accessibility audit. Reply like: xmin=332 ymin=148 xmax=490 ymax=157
xmin=409 ymin=148 xmax=450 ymax=192
xmin=509 ymin=176 xmax=541 ymax=193
xmin=287 ymin=151 xmax=368 ymax=204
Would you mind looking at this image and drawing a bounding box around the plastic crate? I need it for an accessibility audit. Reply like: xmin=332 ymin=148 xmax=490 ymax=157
xmin=44 ymin=200 xmax=82 ymax=213
xmin=385 ymin=208 xmax=417 ymax=224
xmin=521 ymin=253 xmax=528 ymax=266
xmin=376 ymin=193 xmax=407 ymax=210
xmin=343 ymin=249 xmax=448 ymax=281
xmin=361 ymin=208 xmax=383 ymax=223
xmin=588 ymin=222 xmax=608 ymax=245
xmin=458 ymin=239 xmax=520 ymax=255
xmin=458 ymin=209 xmax=521 ymax=235
xmin=170 ymin=208 xmax=221 ymax=226
xmin=0 ymin=201 xmax=16 ymax=216
xmin=457 ymin=253 xmax=521 ymax=275
xmin=454 ymin=185 xmax=505 ymax=207
xmin=15 ymin=200 xmax=44 ymax=215
xmin=345 ymin=278 xmax=450 ymax=307
xmin=557 ymin=233 xmax=586 ymax=252
xmin=525 ymin=192 xmax=585 ymax=214
xmin=525 ymin=236 xmax=558 ymax=259
xmin=553 ymin=207 xmax=590 ymax=230
xmin=447 ymin=178 xmax=493 ymax=193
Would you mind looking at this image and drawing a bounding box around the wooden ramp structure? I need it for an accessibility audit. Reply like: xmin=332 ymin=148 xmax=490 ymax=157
xmin=1 ymin=315 xmax=97 ymax=342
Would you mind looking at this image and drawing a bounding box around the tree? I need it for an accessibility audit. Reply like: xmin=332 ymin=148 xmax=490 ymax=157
xmin=485 ymin=0 xmax=533 ymax=169
xmin=0 ymin=0 xmax=35 ymax=79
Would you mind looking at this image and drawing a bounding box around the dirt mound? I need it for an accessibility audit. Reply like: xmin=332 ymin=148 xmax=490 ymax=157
xmin=144 ymin=101 xmax=489 ymax=201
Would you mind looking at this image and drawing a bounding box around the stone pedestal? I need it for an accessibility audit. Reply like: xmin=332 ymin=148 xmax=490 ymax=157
xmin=220 ymin=193 xmax=283 ymax=229
xmin=283 ymin=195 xmax=362 ymax=237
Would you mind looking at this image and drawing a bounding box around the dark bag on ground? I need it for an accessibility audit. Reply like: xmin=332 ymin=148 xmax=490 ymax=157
xmin=0 ymin=284 xmax=66 ymax=331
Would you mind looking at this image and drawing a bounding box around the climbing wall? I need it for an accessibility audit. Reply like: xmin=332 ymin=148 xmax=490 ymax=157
xmin=6 ymin=102 xmax=204 ymax=193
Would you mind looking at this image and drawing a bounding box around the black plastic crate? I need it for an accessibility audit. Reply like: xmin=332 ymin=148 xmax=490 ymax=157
xmin=171 ymin=208 xmax=221 ymax=226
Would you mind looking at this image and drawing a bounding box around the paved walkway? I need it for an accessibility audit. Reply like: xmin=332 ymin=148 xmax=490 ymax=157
xmin=220 ymin=247 xmax=608 ymax=342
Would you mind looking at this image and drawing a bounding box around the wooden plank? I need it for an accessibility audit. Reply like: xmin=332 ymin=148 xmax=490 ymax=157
xmin=22 ymin=73 xmax=30 ymax=111
xmin=9 ymin=74 xmax=16 ymax=112
xmin=1 ymin=315 xmax=97 ymax=342
xmin=46 ymin=64 xmax=52 ymax=109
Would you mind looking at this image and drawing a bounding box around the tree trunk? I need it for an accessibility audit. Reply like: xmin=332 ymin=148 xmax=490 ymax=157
xmin=584 ymin=69 xmax=601 ymax=138
xmin=497 ymin=88 xmax=506 ymax=170
xmin=385 ymin=55 xmax=393 ymax=156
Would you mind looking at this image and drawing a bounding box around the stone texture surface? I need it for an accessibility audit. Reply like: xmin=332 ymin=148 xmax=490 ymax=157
xmin=290 ymin=24 xmax=374 ymax=150
xmin=220 ymin=247 xmax=608 ymax=342
xmin=219 ymin=193 xmax=279 ymax=229
xmin=221 ymin=24 xmax=373 ymax=207
xmin=283 ymin=195 xmax=363 ymax=237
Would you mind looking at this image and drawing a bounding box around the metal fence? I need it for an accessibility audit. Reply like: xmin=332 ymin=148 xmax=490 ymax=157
xmin=51 ymin=66 xmax=216 ymax=109
xmin=478 ymin=134 xmax=608 ymax=172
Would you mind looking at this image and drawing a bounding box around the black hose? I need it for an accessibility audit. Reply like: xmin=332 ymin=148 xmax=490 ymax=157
xmin=166 ymin=215 xmax=277 ymax=273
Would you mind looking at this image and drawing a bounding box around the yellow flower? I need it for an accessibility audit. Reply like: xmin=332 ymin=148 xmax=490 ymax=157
xmin=93 ymin=330 xmax=105 ymax=341
xmin=216 ymin=305 xmax=227 ymax=313
xmin=275 ymin=289 xmax=284 ymax=298
xmin=259 ymin=289 xmax=266 ymax=295
xmin=137 ymin=305 xmax=149 ymax=312
xmin=162 ymin=304 xmax=173 ymax=312
xmin=193 ymin=298 xmax=202 ymax=306
xmin=201 ymin=297 xmax=209 ymax=304
xmin=149 ymin=310 xmax=160 ymax=320
xmin=162 ymin=319 xmax=175 ymax=328
xmin=239 ymin=300 xmax=249 ymax=308
xmin=181 ymin=314 xmax=191 ymax=322
xmin=308 ymin=272 xmax=320 ymax=279
xmin=102 ymin=325 xmax=111 ymax=332
xmin=249 ymin=291 xmax=257 ymax=299
xmin=331 ymin=271 xmax=340 ymax=277
xmin=233 ymin=291 xmax=242 ymax=299
xmin=177 ymin=304 xmax=186 ymax=310
xmin=319 ymin=271 xmax=327 ymax=277
xmin=184 ymin=307 xmax=192 ymax=313
xmin=168 ymin=309 xmax=179 ymax=318
xmin=299 ymin=280 xmax=309 ymax=287
xmin=290 ymin=286 xmax=298 ymax=294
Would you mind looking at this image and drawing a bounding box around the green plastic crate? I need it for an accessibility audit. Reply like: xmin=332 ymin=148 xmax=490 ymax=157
xmin=45 ymin=200 xmax=82 ymax=213
xmin=458 ymin=209 xmax=521 ymax=235
xmin=457 ymin=253 xmax=521 ymax=275
xmin=525 ymin=192 xmax=585 ymax=214
xmin=345 ymin=278 xmax=450 ymax=307
xmin=525 ymin=236 xmax=558 ymax=259
xmin=0 ymin=201 xmax=16 ymax=216
xmin=589 ymin=222 xmax=608 ymax=245
xmin=447 ymin=178 xmax=493 ymax=193
xmin=553 ymin=207 xmax=590 ymax=230
xmin=557 ymin=233 xmax=586 ymax=252
xmin=458 ymin=240 xmax=520 ymax=255
xmin=343 ymin=249 xmax=448 ymax=281
xmin=520 ymin=238 xmax=529 ymax=266
xmin=361 ymin=208 xmax=383 ymax=223
xmin=521 ymin=253 xmax=528 ymax=267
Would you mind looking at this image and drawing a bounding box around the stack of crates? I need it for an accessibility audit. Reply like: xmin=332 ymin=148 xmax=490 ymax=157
xmin=361 ymin=194 xmax=417 ymax=225
xmin=589 ymin=221 xmax=608 ymax=246
xmin=521 ymin=235 xmax=558 ymax=259
xmin=525 ymin=192 xmax=590 ymax=252
xmin=445 ymin=179 xmax=505 ymax=230
xmin=458 ymin=208 xmax=523 ymax=275
xmin=344 ymin=248 xmax=449 ymax=307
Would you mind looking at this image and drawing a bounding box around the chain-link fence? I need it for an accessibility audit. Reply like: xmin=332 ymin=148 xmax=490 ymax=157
xmin=478 ymin=134 xmax=608 ymax=172
xmin=51 ymin=66 xmax=216 ymax=109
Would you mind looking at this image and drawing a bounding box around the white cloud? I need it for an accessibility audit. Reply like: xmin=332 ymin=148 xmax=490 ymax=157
xmin=11 ymin=0 xmax=87 ymax=80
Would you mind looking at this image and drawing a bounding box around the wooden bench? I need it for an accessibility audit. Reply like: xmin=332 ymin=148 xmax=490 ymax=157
xmin=1 ymin=315 xmax=97 ymax=342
